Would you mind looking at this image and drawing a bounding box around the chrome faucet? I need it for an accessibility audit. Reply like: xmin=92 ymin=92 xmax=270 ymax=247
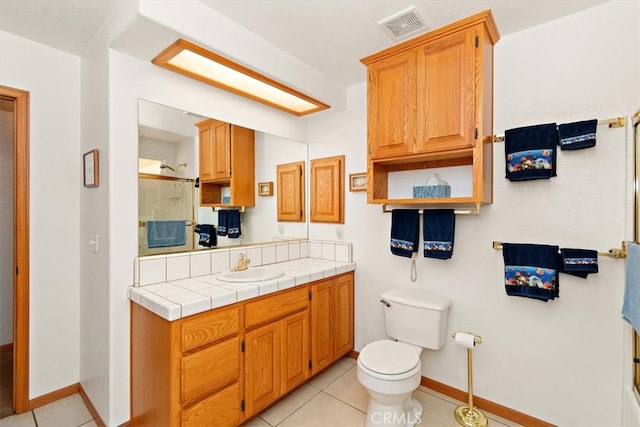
xmin=232 ymin=253 xmax=251 ymax=271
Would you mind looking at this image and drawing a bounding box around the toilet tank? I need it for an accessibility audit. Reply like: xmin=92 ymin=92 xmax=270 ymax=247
xmin=381 ymin=287 xmax=451 ymax=350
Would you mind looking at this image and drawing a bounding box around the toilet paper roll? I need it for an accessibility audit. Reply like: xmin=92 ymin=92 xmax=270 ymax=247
xmin=454 ymin=332 xmax=476 ymax=348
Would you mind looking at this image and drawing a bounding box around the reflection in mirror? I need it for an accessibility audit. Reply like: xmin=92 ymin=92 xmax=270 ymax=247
xmin=138 ymin=99 xmax=308 ymax=256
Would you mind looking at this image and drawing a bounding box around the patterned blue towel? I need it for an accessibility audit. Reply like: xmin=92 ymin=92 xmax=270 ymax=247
xmin=505 ymin=123 xmax=558 ymax=181
xmin=503 ymin=243 xmax=561 ymax=302
xmin=558 ymin=119 xmax=597 ymax=150
xmin=390 ymin=209 xmax=419 ymax=258
xmin=560 ymin=248 xmax=598 ymax=278
xmin=423 ymin=209 xmax=455 ymax=259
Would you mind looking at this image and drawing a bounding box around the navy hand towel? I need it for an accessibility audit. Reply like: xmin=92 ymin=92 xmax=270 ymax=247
xmin=423 ymin=209 xmax=455 ymax=259
xmin=502 ymin=243 xmax=561 ymax=302
xmin=194 ymin=224 xmax=216 ymax=247
xmin=217 ymin=210 xmax=228 ymax=236
xmin=227 ymin=209 xmax=241 ymax=238
xmin=558 ymin=119 xmax=597 ymax=150
xmin=505 ymin=123 xmax=558 ymax=181
xmin=560 ymin=248 xmax=598 ymax=278
xmin=390 ymin=209 xmax=419 ymax=258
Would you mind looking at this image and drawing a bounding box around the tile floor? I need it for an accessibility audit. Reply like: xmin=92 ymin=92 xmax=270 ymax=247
xmin=0 ymin=358 xmax=524 ymax=427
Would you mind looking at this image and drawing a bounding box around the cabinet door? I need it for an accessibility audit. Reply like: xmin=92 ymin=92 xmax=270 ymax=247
xmin=367 ymin=50 xmax=417 ymax=159
xmin=277 ymin=161 xmax=305 ymax=222
xmin=281 ymin=311 xmax=310 ymax=393
xmin=199 ymin=125 xmax=214 ymax=182
xmin=245 ymin=322 xmax=281 ymax=417
xmin=333 ymin=274 xmax=354 ymax=359
xmin=210 ymin=121 xmax=231 ymax=180
xmin=416 ymin=28 xmax=476 ymax=153
xmin=310 ymin=155 xmax=344 ymax=224
xmin=310 ymin=279 xmax=333 ymax=375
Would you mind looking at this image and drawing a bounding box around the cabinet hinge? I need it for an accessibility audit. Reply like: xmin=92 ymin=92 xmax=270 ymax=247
xmin=474 ymin=128 xmax=479 ymax=140
xmin=241 ymin=340 xmax=245 ymax=352
xmin=308 ymin=291 xmax=312 ymax=301
xmin=634 ymin=358 xmax=640 ymax=364
xmin=241 ymin=400 xmax=245 ymax=411
xmin=475 ymin=35 xmax=479 ymax=47
xmin=16 ymin=267 xmax=18 ymax=276
xmin=308 ymin=360 xmax=312 ymax=370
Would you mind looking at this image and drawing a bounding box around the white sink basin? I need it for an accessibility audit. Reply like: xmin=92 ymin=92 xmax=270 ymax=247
xmin=217 ymin=268 xmax=284 ymax=283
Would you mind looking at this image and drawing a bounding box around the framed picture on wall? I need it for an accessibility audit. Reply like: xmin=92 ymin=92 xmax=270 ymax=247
xmin=83 ymin=149 xmax=99 ymax=188
xmin=258 ymin=181 xmax=273 ymax=196
xmin=349 ymin=172 xmax=367 ymax=192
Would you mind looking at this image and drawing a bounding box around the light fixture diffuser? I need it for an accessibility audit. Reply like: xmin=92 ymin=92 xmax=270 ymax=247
xmin=152 ymin=39 xmax=330 ymax=117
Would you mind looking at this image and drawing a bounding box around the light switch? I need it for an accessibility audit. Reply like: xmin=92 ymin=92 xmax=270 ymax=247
xmin=89 ymin=233 xmax=99 ymax=254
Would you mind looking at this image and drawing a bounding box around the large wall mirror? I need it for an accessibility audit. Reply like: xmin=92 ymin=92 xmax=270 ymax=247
xmin=138 ymin=99 xmax=308 ymax=256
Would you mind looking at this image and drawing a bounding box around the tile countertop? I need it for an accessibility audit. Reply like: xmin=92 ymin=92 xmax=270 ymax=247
xmin=129 ymin=258 xmax=356 ymax=321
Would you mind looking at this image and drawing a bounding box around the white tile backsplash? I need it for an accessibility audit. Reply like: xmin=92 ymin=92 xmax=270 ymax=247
xmin=166 ymin=253 xmax=190 ymax=281
xmin=190 ymin=252 xmax=211 ymax=277
xmin=134 ymin=240 xmax=353 ymax=288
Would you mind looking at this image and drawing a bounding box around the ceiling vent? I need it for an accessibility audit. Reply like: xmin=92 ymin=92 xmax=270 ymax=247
xmin=378 ymin=7 xmax=427 ymax=42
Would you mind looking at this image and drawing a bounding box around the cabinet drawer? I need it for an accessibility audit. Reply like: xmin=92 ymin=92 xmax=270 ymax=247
xmin=182 ymin=336 xmax=240 ymax=405
xmin=182 ymin=382 xmax=240 ymax=427
xmin=245 ymin=286 xmax=308 ymax=329
xmin=181 ymin=306 xmax=240 ymax=352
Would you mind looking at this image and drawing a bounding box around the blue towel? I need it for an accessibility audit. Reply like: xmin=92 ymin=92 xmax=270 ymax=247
xmin=227 ymin=209 xmax=241 ymax=239
xmin=423 ymin=209 xmax=455 ymax=259
xmin=558 ymin=119 xmax=597 ymax=150
xmin=217 ymin=210 xmax=228 ymax=236
xmin=503 ymin=243 xmax=561 ymax=302
xmin=390 ymin=209 xmax=419 ymax=258
xmin=622 ymin=243 xmax=640 ymax=333
xmin=194 ymin=224 xmax=216 ymax=247
xmin=560 ymin=248 xmax=598 ymax=278
xmin=505 ymin=123 xmax=558 ymax=181
xmin=146 ymin=220 xmax=186 ymax=248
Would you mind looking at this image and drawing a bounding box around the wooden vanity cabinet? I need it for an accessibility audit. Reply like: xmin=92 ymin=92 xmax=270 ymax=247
xmin=310 ymin=273 xmax=354 ymax=375
xmin=361 ymin=10 xmax=499 ymax=207
xmin=131 ymin=271 xmax=354 ymax=426
xmin=196 ymin=118 xmax=255 ymax=207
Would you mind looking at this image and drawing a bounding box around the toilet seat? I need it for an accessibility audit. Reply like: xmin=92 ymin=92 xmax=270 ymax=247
xmin=358 ymin=340 xmax=421 ymax=380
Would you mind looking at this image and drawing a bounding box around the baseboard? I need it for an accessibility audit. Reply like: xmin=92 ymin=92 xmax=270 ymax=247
xmin=347 ymin=350 xmax=554 ymax=427
xmin=79 ymin=384 xmax=106 ymax=427
xmin=29 ymin=383 xmax=79 ymax=410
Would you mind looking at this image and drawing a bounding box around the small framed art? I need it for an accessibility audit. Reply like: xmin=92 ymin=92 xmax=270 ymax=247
xmin=83 ymin=149 xmax=99 ymax=188
xmin=258 ymin=181 xmax=273 ymax=196
xmin=349 ymin=172 xmax=367 ymax=192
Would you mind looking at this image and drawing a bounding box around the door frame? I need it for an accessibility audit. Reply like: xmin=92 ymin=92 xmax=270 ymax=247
xmin=0 ymin=85 xmax=30 ymax=414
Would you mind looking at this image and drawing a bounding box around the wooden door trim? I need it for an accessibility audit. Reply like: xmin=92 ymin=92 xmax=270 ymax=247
xmin=0 ymin=84 xmax=30 ymax=413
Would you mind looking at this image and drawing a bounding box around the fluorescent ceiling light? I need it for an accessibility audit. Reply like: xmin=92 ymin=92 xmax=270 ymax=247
xmin=152 ymin=39 xmax=330 ymax=117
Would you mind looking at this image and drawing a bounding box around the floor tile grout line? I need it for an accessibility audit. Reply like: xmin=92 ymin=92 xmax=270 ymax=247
xmin=319 ymin=390 xmax=366 ymax=415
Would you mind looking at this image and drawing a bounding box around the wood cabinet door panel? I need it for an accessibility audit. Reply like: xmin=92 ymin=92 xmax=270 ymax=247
xmin=182 ymin=382 xmax=240 ymax=427
xmin=310 ymin=155 xmax=344 ymax=224
xmin=333 ymin=274 xmax=354 ymax=358
xmin=311 ymin=279 xmax=333 ymax=375
xmin=245 ymin=322 xmax=281 ymax=417
xmin=281 ymin=311 xmax=310 ymax=393
xmin=181 ymin=306 xmax=240 ymax=352
xmin=211 ymin=121 xmax=231 ymax=180
xmin=181 ymin=336 xmax=240 ymax=406
xmin=199 ymin=126 xmax=214 ymax=182
xmin=416 ymin=28 xmax=475 ymax=153
xmin=368 ymin=51 xmax=417 ymax=159
xmin=277 ymin=161 xmax=305 ymax=222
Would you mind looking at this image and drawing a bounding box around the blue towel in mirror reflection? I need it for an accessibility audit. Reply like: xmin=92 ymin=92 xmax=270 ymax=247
xmin=146 ymin=220 xmax=187 ymax=248
xmin=623 ymin=242 xmax=640 ymax=333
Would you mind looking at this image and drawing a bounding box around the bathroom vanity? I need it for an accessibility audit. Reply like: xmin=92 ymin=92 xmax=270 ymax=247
xmin=129 ymin=252 xmax=354 ymax=426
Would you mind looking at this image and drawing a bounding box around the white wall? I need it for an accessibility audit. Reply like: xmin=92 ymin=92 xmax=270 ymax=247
xmin=307 ymin=2 xmax=640 ymax=426
xmin=0 ymin=31 xmax=81 ymax=398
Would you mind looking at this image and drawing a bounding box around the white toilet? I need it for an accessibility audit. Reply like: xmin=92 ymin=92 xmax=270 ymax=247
xmin=357 ymin=287 xmax=451 ymax=427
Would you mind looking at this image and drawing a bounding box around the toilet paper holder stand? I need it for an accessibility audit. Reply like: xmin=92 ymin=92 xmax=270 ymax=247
xmin=451 ymin=331 xmax=488 ymax=427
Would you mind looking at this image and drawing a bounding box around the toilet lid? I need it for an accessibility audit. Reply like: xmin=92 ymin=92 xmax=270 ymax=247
xmin=359 ymin=340 xmax=420 ymax=375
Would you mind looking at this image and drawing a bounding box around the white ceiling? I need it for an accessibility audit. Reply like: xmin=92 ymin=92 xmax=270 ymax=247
xmin=0 ymin=0 xmax=609 ymax=87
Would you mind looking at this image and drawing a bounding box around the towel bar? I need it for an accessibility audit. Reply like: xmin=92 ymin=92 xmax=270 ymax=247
xmin=139 ymin=220 xmax=195 ymax=227
xmin=212 ymin=206 xmax=245 ymax=213
xmin=492 ymin=240 xmax=627 ymax=259
xmin=492 ymin=116 xmax=626 ymax=143
xmin=381 ymin=203 xmax=481 ymax=215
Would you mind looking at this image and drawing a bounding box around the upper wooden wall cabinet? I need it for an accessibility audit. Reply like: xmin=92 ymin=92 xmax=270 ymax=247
xmin=277 ymin=161 xmax=305 ymax=222
xmin=360 ymin=10 xmax=500 ymax=208
xmin=310 ymin=155 xmax=344 ymax=223
xmin=196 ymin=118 xmax=255 ymax=207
